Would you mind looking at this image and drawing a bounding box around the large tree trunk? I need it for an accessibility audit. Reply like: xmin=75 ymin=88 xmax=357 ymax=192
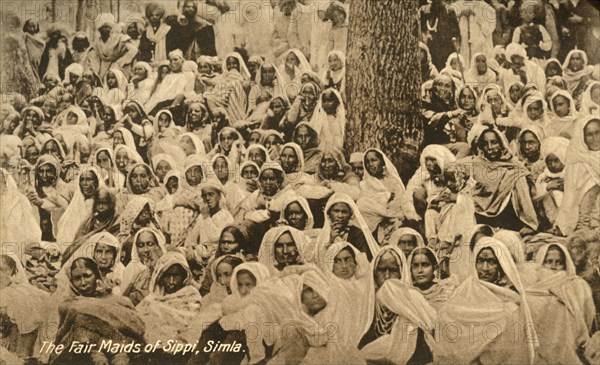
xmin=345 ymin=0 xmax=423 ymax=183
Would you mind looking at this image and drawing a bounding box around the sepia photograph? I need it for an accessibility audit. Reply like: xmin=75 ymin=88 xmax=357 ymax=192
xmin=0 ymin=0 xmax=599 ymax=364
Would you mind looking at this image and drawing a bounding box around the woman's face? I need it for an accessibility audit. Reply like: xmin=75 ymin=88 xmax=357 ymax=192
xmin=264 ymin=135 xmax=282 ymax=150
xmin=201 ymin=186 xmax=221 ymax=211
xmin=332 ymin=248 xmax=356 ymax=279
xmin=545 ymin=153 xmax=564 ymax=174
xmin=271 ymin=99 xmax=285 ymax=117
xmin=301 ymin=284 xmax=327 ymax=316
xmin=220 ymin=231 xmax=240 ymax=255
xmin=241 ymin=165 xmax=259 ymax=180
xmin=216 ymin=262 xmax=234 ymax=289
xmin=37 ymin=163 xmax=57 ymax=187
xmin=475 ymin=55 xmax=487 ymax=74
xmin=568 ymin=52 xmax=585 ymax=72
xmin=25 ymin=21 xmax=38 ymax=34
xmin=435 ymin=76 xmax=453 ymax=102
xmin=136 ymin=231 xmax=162 ymax=267
xmin=106 ymin=72 xmax=118 ymax=89
xmin=476 ymin=248 xmax=500 ymax=283
xmin=185 ymin=165 xmax=203 ymax=186
xmin=285 ymin=202 xmax=307 ymax=230
xmin=113 ymin=131 xmax=125 ymax=148
xmin=170 ymin=55 xmax=184 ymax=72
xmin=155 ymin=161 xmax=172 ymax=182
xmin=294 ymin=126 xmax=313 ymax=150
xmin=520 ymin=131 xmax=541 ymax=161
xmin=130 ymin=166 xmax=151 ymax=194
xmin=158 ymin=113 xmax=171 ymax=131
xmin=82 ymin=72 xmax=94 ymax=85
xmin=526 ymin=100 xmax=544 ymax=121
xmin=543 ymin=247 xmax=566 ymax=271
xmin=125 ymin=105 xmax=141 ymax=121
xmin=133 ymin=65 xmax=148 ymax=80
xmin=25 ymin=145 xmax=39 ymax=165
xmin=248 ymin=148 xmax=266 ymax=167
xmin=285 ymin=52 xmax=300 ymax=68
xmin=487 ymin=92 xmax=503 ymax=114
xmin=79 ymin=170 xmax=98 ymax=198
xmin=66 ymin=111 xmax=78 ymax=125
xmin=546 ymin=62 xmax=561 ymax=77
xmin=71 ymin=266 xmax=97 ymax=296
xmin=198 ymin=62 xmax=212 ymax=75
xmin=273 ymin=232 xmax=299 ymax=267
xmin=219 ymin=130 xmax=237 ymax=152
xmin=213 ymin=157 xmax=229 ymax=182
xmin=166 ymin=176 xmax=179 ymax=194
xmin=552 ymin=95 xmax=571 ymax=117
xmin=301 ymin=84 xmax=318 ymax=108
xmin=398 ymin=234 xmax=417 ymax=258
xmin=94 ymin=243 xmax=116 ymax=271
xmin=365 ymin=151 xmax=384 ymax=178
xmin=459 ymin=88 xmax=476 ymax=110
xmin=226 ymin=56 xmax=240 ymax=72
xmin=249 ymin=132 xmax=262 ymax=146
xmin=44 ymin=141 xmax=63 ymax=161
xmin=236 ymin=272 xmax=256 ymax=297
xmin=115 ymin=150 xmax=130 ymax=172
xmin=187 ymin=103 xmax=205 ymax=123
xmin=328 ymin=54 xmax=343 ymax=72
xmin=280 ymin=147 xmax=299 ymax=174
xmin=375 ymin=251 xmax=401 ymax=288
xmin=259 ymin=169 xmax=281 ymax=196
xmin=319 ymin=153 xmax=338 ymax=178
xmin=328 ymin=202 xmax=352 ymax=228
xmin=161 ymin=264 xmax=186 ymax=294
xmin=25 ymin=110 xmax=40 ymax=127
xmin=180 ymin=136 xmax=196 ymax=156
xmin=321 ymin=92 xmax=339 ymax=115
xmin=411 ymin=253 xmax=435 ymax=289
xmin=481 ymin=131 xmax=502 ymax=161
xmin=261 ymin=65 xmax=276 ymax=85
xmin=584 ymin=120 xmax=600 ymax=151
xmin=93 ymin=189 xmax=114 ymax=218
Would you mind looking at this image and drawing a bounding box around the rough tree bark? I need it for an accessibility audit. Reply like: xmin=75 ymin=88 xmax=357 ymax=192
xmin=345 ymin=0 xmax=423 ymax=182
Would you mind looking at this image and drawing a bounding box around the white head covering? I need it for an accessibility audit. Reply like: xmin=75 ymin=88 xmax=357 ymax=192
xmin=361 ymin=148 xmax=406 ymax=193
xmin=540 ymin=136 xmax=569 ymax=163
xmin=580 ymin=81 xmax=599 ymax=116
xmin=309 ymin=88 xmax=346 ymax=149
xmin=258 ymin=226 xmax=314 ymax=274
xmin=505 ymin=42 xmax=527 ymax=60
xmin=178 ymin=132 xmax=206 ymax=155
xmin=228 ymin=262 xmax=271 ymax=299
xmin=535 ymin=243 xmax=576 ymax=275
xmin=280 ymin=195 xmax=314 ymax=230
xmin=130 ymin=227 xmax=167 ymax=266
xmin=316 ymin=193 xmax=381 ymax=260
xmin=222 ymin=52 xmax=251 ymax=81
xmin=96 ymin=13 xmax=116 ymax=30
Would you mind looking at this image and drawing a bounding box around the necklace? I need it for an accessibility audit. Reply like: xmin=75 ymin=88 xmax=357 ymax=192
xmin=427 ymin=18 xmax=439 ymax=33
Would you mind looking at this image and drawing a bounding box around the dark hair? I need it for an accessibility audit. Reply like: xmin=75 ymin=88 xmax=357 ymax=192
xmin=22 ymin=19 xmax=39 ymax=34
xmin=236 ymin=269 xmax=257 ymax=284
xmin=217 ymin=256 xmax=244 ymax=272
xmin=217 ymin=225 xmax=248 ymax=256
xmin=336 ymin=246 xmax=356 ymax=262
xmin=469 ymin=225 xmax=494 ymax=251
xmin=477 ymin=128 xmax=501 ymax=152
xmin=546 ymin=244 xmax=566 ymax=263
xmin=70 ymin=257 xmax=102 ymax=280
xmin=410 ymin=247 xmax=438 ymax=267
xmin=0 ymin=255 xmax=17 ymax=276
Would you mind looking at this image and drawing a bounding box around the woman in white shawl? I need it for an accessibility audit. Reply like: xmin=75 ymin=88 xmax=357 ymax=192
xmin=113 ymin=126 xmax=137 ymax=151
xmin=144 ymin=49 xmax=195 ymax=114
xmin=151 ymin=153 xmax=177 ymax=184
xmin=205 ymin=52 xmax=250 ymax=123
xmin=247 ymin=61 xmax=288 ymax=112
xmin=555 ymin=116 xmax=600 ymax=235
xmin=535 ymin=136 xmax=568 ymax=228
xmin=56 ymin=165 xmax=104 ymax=251
xmin=403 ymin=144 xmax=456 ymax=223
xmin=435 ymin=237 xmax=539 ymax=364
xmin=178 ymin=132 xmax=206 ymax=156
xmin=357 ymin=148 xmax=406 ymax=232
xmin=318 ymin=192 xmax=380 ymax=261
xmin=136 ymin=251 xmax=202 ymax=347
xmin=562 ymin=49 xmax=596 ymax=104
xmin=257 ymin=225 xmax=314 ymax=277
xmin=278 ymin=142 xmax=315 ymax=193
xmin=465 ymin=52 xmax=497 ymax=94
xmin=53 ymin=104 xmax=90 ymax=136
xmin=122 ymin=227 xmax=167 ymax=305
xmin=126 ymin=61 xmax=155 ymax=106
xmin=322 ymin=50 xmax=345 ymax=96
xmin=0 ymin=253 xmax=48 ymax=359
xmin=278 ymin=49 xmax=312 ymax=99
xmin=440 ymin=52 xmax=466 ymax=86
xmin=309 ymin=88 xmax=346 ymax=150
xmin=580 ymin=81 xmax=599 ymax=116
xmin=208 ymin=126 xmax=245 ymax=166
xmin=0 ymin=168 xmax=41 ymax=260
xmin=98 ymin=68 xmax=128 ymax=108
xmin=359 ymin=245 xmax=436 ymax=365
xmin=184 ymin=179 xmax=235 ymax=263
xmin=547 ymin=89 xmax=579 ymax=138
xmin=93 ymin=147 xmax=124 ymax=189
